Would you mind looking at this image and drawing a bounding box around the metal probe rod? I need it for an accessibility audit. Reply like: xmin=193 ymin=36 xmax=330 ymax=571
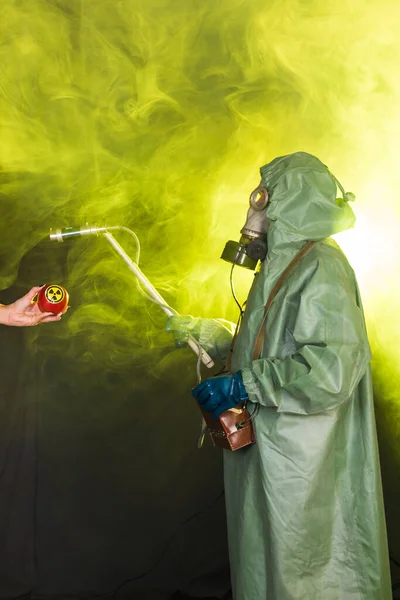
xmin=103 ymin=233 xmax=214 ymax=369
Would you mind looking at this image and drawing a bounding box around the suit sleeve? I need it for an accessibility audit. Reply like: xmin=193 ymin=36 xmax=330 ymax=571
xmin=241 ymin=256 xmax=371 ymax=415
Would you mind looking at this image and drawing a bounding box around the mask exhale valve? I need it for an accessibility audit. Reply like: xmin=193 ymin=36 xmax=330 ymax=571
xmin=221 ymin=186 xmax=269 ymax=270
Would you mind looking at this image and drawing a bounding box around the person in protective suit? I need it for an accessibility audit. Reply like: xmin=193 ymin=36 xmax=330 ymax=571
xmin=167 ymin=152 xmax=391 ymax=600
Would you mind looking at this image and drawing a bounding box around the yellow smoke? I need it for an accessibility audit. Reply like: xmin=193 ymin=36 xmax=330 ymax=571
xmin=0 ymin=0 xmax=400 ymax=453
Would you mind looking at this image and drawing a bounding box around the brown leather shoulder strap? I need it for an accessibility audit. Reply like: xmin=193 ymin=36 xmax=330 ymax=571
xmin=252 ymin=241 xmax=316 ymax=360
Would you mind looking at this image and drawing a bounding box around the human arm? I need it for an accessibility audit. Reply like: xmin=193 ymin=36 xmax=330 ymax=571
xmin=166 ymin=315 xmax=235 ymax=361
xmin=0 ymin=286 xmax=65 ymax=326
xmin=241 ymin=257 xmax=371 ymax=415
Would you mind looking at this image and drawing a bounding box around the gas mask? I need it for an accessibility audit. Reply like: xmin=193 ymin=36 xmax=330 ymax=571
xmin=221 ymin=185 xmax=269 ymax=270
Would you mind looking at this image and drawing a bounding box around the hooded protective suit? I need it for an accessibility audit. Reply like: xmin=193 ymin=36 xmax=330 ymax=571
xmin=224 ymin=152 xmax=391 ymax=599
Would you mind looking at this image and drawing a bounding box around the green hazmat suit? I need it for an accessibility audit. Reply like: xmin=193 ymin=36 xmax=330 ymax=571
xmin=223 ymin=153 xmax=391 ymax=599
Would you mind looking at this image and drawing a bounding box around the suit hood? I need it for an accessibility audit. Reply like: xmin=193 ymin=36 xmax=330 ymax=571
xmin=260 ymin=152 xmax=356 ymax=253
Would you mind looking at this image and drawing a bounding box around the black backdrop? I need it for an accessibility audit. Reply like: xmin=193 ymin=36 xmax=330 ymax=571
xmin=1 ymin=240 xmax=399 ymax=600
xmin=0 ymin=240 xmax=230 ymax=600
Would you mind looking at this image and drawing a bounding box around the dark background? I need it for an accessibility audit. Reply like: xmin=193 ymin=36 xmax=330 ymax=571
xmin=0 ymin=240 xmax=231 ymax=600
xmin=1 ymin=0 xmax=400 ymax=598
xmin=0 ymin=237 xmax=399 ymax=600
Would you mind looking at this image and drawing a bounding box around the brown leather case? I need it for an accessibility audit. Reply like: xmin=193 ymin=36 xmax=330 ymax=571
xmin=200 ymin=404 xmax=256 ymax=451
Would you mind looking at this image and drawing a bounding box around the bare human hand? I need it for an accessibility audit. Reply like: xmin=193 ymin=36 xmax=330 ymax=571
xmin=0 ymin=286 xmax=68 ymax=327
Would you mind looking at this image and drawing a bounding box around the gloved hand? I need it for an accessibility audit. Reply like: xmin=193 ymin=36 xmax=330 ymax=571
xmin=166 ymin=315 xmax=235 ymax=361
xmin=192 ymin=371 xmax=248 ymax=420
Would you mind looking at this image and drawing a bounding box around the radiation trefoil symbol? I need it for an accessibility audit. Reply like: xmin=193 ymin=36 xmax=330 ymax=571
xmin=45 ymin=285 xmax=65 ymax=304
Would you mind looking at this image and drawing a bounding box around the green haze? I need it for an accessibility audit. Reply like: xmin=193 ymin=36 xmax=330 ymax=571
xmin=1 ymin=0 xmax=400 ymax=456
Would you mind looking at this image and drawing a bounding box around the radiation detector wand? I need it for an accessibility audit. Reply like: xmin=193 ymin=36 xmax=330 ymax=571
xmin=49 ymin=225 xmax=214 ymax=369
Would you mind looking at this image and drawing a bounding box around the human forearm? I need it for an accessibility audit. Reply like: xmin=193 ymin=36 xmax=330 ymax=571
xmin=242 ymin=340 xmax=370 ymax=415
xmin=0 ymin=304 xmax=10 ymax=325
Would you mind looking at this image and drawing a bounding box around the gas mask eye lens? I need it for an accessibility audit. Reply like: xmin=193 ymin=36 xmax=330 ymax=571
xmin=250 ymin=187 xmax=268 ymax=210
